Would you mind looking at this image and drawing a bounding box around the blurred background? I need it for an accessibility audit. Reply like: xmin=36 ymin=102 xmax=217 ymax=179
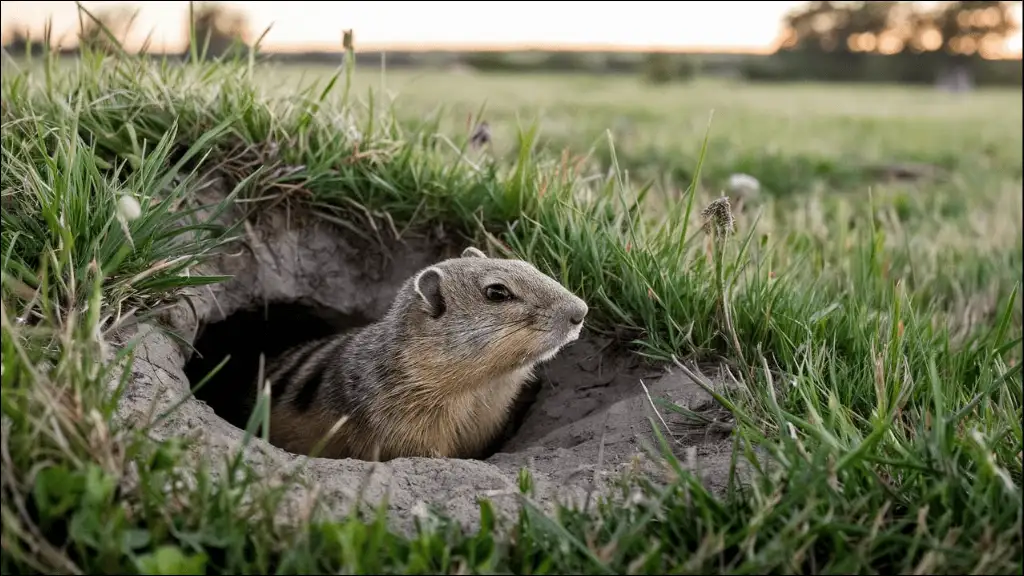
xmin=1 ymin=1 xmax=1021 ymax=206
xmin=1 ymin=1 xmax=1021 ymax=87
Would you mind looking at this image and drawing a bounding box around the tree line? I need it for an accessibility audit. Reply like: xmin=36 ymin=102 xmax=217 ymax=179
xmin=745 ymin=0 xmax=1022 ymax=86
xmin=2 ymin=2 xmax=251 ymax=60
xmin=2 ymin=1 xmax=1020 ymax=87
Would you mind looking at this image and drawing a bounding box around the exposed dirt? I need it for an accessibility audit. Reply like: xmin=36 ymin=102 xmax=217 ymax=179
xmin=108 ymin=186 xmax=741 ymax=535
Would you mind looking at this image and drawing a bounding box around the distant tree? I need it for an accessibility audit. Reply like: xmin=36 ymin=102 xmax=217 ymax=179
xmin=642 ymin=52 xmax=675 ymax=84
xmin=776 ymin=2 xmax=863 ymax=80
xmin=184 ymin=2 xmax=252 ymax=60
xmin=777 ymin=1 xmax=905 ymax=54
xmin=77 ymin=5 xmax=136 ymax=54
xmin=928 ymin=1 xmax=1020 ymax=59
xmin=771 ymin=1 xmax=1021 ymax=83
xmin=2 ymin=26 xmax=41 ymax=56
xmin=641 ymin=53 xmax=697 ymax=84
xmin=779 ymin=0 xmax=1019 ymax=58
xmin=777 ymin=1 xmax=839 ymax=52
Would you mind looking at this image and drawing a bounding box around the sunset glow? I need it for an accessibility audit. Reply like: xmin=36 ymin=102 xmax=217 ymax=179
xmin=1 ymin=0 xmax=1022 ymax=58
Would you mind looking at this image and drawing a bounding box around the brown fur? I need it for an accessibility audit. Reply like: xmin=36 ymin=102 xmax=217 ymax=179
xmin=260 ymin=246 xmax=588 ymax=461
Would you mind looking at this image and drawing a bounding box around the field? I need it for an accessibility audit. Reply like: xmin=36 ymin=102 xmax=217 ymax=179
xmin=1 ymin=50 xmax=1022 ymax=575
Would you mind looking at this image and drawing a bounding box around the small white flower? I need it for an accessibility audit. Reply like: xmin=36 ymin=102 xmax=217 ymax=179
xmin=727 ymin=173 xmax=760 ymax=197
xmin=117 ymin=195 xmax=142 ymax=221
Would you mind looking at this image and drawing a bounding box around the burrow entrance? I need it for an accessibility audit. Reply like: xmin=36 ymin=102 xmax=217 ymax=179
xmin=121 ymin=194 xmax=739 ymax=531
xmin=183 ymin=299 xmax=542 ymax=460
xmin=184 ymin=301 xmax=370 ymax=439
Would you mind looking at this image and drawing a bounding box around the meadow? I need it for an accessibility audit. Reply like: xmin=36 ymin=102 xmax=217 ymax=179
xmin=1 ymin=49 xmax=1022 ymax=574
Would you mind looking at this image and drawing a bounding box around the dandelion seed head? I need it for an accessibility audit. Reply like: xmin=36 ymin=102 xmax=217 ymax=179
xmin=701 ymin=196 xmax=735 ymax=239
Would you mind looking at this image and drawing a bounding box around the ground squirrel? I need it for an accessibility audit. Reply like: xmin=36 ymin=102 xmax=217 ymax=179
xmin=261 ymin=246 xmax=589 ymax=461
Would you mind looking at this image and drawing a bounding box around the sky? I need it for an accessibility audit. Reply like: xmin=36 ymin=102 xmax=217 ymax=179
xmin=1 ymin=0 xmax=1022 ymax=56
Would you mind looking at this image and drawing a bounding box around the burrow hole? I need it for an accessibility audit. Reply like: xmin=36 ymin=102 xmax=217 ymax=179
xmin=183 ymin=301 xmax=540 ymax=460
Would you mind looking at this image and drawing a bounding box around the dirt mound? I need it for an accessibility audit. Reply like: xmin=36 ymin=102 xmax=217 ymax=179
xmin=110 ymin=189 xmax=738 ymax=534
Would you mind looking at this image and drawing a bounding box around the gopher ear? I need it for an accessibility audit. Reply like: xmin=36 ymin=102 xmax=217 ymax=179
xmin=413 ymin=267 xmax=445 ymax=318
xmin=461 ymin=247 xmax=487 ymax=259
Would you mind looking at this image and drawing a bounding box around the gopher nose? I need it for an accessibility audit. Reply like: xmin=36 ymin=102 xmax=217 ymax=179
xmin=568 ymin=300 xmax=588 ymax=326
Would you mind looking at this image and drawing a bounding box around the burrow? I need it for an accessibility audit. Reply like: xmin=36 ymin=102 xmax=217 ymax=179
xmin=110 ymin=184 xmax=740 ymax=534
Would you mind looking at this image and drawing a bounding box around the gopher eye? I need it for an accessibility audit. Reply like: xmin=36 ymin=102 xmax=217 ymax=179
xmin=484 ymin=284 xmax=513 ymax=302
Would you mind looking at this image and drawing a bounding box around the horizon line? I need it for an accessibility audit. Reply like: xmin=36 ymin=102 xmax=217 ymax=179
xmin=7 ymin=37 xmax=1022 ymax=61
xmin=295 ymin=42 xmax=777 ymax=55
xmin=229 ymin=40 xmax=1024 ymax=61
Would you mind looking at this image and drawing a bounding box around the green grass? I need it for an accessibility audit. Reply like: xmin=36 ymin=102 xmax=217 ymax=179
xmin=1 ymin=44 xmax=1022 ymax=574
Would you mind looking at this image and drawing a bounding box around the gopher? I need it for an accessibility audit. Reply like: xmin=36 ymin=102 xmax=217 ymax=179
xmin=261 ymin=246 xmax=589 ymax=461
